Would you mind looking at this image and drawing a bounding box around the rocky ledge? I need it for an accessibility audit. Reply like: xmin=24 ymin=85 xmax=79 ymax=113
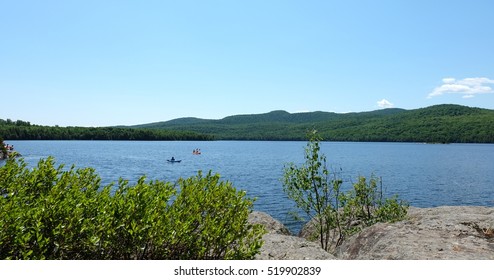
xmin=250 ymin=206 xmax=494 ymax=260
xmin=249 ymin=211 xmax=336 ymax=260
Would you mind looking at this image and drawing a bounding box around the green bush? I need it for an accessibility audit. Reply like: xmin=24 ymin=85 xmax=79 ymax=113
xmin=283 ymin=130 xmax=408 ymax=252
xmin=0 ymin=157 xmax=265 ymax=260
xmin=0 ymin=137 xmax=7 ymax=159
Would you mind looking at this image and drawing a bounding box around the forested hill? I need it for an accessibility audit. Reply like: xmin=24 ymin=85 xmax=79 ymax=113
xmin=133 ymin=104 xmax=494 ymax=143
xmin=2 ymin=104 xmax=493 ymax=142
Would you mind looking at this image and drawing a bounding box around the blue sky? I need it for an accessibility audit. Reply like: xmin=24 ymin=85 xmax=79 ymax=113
xmin=1 ymin=0 xmax=493 ymax=127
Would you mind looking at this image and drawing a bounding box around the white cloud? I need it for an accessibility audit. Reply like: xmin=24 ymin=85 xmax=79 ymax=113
xmin=377 ymin=99 xmax=394 ymax=109
xmin=442 ymin=77 xmax=456 ymax=84
xmin=428 ymin=77 xmax=494 ymax=99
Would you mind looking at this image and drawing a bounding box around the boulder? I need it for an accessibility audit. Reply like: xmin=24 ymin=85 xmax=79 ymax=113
xmin=255 ymin=233 xmax=337 ymax=260
xmin=248 ymin=211 xmax=291 ymax=235
xmin=336 ymin=206 xmax=494 ymax=259
xmin=298 ymin=216 xmax=341 ymax=252
xmin=249 ymin=211 xmax=336 ymax=260
xmin=250 ymin=207 xmax=494 ymax=260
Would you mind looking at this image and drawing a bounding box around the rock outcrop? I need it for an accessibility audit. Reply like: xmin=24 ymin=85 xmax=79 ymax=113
xmin=248 ymin=211 xmax=291 ymax=236
xmin=249 ymin=211 xmax=336 ymax=260
xmin=250 ymin=206 xmax=494 ymax=260
xmin=336 ymin=206 xmax=494 ymax=260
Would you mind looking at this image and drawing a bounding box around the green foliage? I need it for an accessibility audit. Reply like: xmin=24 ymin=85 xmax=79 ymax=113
xmin=168 ymin=172 xmax=265 ymax=259
xmin=0 ymin=137 xmax=6 ymax=159
xmin=0 ymin=119 xmax=213 ymax=141
xmin=0 ymin=157 xmax=264 ymax=260
xmin=282 ymin=130 xmax=408 ymax=252
xmin=133 ymin=104 xmax=494 ymax=143
xmin=282 ymin=130 xmax=342 ymax=250
xmin=3 ymin=104 xmax=494 ymax=142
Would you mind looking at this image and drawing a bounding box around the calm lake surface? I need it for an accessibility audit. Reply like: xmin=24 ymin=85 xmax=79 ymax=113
xmin=4 ymin=140 xmax=494 ymax=233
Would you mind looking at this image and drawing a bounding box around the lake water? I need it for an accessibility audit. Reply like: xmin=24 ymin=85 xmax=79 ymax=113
xmin=3 ymin=140 xmax=494 ymax=233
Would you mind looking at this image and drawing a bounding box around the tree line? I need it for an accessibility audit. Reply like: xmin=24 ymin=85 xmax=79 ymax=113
xmin=133 ymin=104 xmax=494 ymax=143
xmin=3 ymin=104 xmax=494 ymax=143
xmin=0 ymin=119 xmax=213 ymax=141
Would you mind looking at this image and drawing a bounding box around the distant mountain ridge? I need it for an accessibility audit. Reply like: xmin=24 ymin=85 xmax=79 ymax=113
xmin=131 ymin=104 xmax=494 ymax=143
xmin=136 ymin=108 xmax=409 ymax=127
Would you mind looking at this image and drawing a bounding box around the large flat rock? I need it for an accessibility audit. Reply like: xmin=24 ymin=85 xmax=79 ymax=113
xmin=255 ymin=233 xmax=337 ymax=260
xmin=250 ymin=207 xmax=494 ymax=260
xmin=336 ymin=206 xmax=494 ymax=259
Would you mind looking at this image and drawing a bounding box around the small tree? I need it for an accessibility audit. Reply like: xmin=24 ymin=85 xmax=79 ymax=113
xmin=282 ymin=130 xmax=408 ymax=252
xmin=282 ymin=130 xmax=343 ymax=250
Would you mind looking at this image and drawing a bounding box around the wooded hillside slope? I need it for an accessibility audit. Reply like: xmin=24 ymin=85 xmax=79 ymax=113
xmin=132 ymin=104 xmax=494 ymax=143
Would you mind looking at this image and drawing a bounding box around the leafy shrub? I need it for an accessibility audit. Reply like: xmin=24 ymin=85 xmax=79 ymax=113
xmin=167 ymin=172 xmax=265 ymax=259
xmin=0 ymin=157 xmax=264 ymax=260
xmin=283 ymin=130 xmax=408 ymax=252
xmin=0 ymin=137 xmax=7 ymax=159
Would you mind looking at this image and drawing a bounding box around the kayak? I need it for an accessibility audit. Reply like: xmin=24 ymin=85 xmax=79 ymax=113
xmin=167 ymin=159 xmax=182 ymax=163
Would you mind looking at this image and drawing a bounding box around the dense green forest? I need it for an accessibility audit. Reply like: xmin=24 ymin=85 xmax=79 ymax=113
xmin=132 ymin=104 xmax=494 ymax=143
xmin=2 ymin=104 xmax=494 ymax=143
xmin=0 ymin=119 xmax=212 ymax=141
